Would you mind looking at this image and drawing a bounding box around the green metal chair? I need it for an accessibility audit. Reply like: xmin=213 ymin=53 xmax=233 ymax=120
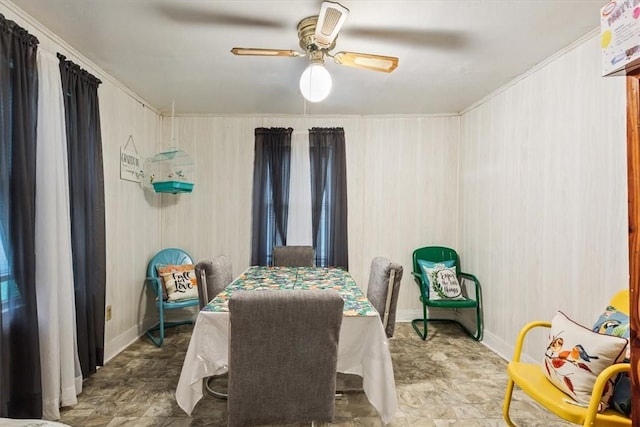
xmin=411 ymin=246 xmax=483 ymax=341
xmin=145 ymin=248 xmax=199 ymax=346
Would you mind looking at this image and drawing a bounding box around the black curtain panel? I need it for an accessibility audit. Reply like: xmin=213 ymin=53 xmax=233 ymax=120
xmin=0 ymin=14 xmax=43 ymax=418
xmin=251 ymin=127 xmax=292 ymax=266
xmin=309 ymin=127 xmax=349 ymax=269
xmin=58 ymin=54 xmax=106 ymax=377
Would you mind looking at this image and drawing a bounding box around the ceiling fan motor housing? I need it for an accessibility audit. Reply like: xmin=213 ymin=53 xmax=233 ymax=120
xmin=298 ymin=16 xmax=336 ymax=53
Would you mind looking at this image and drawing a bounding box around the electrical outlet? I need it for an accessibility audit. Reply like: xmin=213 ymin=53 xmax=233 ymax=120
xmin=106 ymin=305 xmax=112 ymax=321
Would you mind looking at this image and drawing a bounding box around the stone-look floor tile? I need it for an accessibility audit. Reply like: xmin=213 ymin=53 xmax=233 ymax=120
xmin=81 ymin=416 xmax=113 ymax=427
xmin=433 ymin=419 xmax=503 ymax=427
xmin=58 ymin=415 xmax=92 ymax=426
xmin=388 ymin=417 xmax=438 ymax=426
xmin=105 ymin=416 xmax=163 ymax=426
xmin=58 ymin=407 xmax=95 ymax=418
xmin=55 ymin=323 xmax=576 ymax=426
xmin=451 ymin=404 xmax=486 ymax=419
xmin=143 ymin=401 xmax=174 ymax=417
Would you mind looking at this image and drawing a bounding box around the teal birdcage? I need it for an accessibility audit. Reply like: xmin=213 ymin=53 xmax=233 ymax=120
xmin=147 ymin=149 xmax=194 ymax=194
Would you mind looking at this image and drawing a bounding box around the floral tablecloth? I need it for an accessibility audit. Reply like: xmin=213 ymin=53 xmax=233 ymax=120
xmin=203 ymin=266 xmax=378 ymax=317
xmin=177 ymin=266 xmax=398 ymax=424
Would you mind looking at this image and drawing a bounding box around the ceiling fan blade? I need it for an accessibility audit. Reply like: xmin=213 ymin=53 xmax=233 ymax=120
xmin=344 ymin=28 xmax=468 ymax=50
xmin=231 ymin=48 xmax=303 ymax=57
xmin=156 ymin=4 xmax=287 ymax=29
xmin=314 ymin=1 xmax=349 ymax=49
xmin=333 ymin=51 xmax=399 ymax=73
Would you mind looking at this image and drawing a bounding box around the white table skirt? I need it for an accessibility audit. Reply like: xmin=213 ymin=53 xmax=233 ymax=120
xmin=175 ymin=309 xmax=399 ymax=424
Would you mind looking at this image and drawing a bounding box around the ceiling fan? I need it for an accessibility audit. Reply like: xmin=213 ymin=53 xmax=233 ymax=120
xmin=230 ymin=1 xmax=399 ymax=102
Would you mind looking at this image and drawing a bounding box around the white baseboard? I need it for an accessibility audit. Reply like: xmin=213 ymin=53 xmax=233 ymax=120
xmin=104 ymin=321 xmax=152 ymax=363
xmin=396 ymin=309 xmax=422 ymax=322
xmin=478 ymin=329 xmax=512 ymax=361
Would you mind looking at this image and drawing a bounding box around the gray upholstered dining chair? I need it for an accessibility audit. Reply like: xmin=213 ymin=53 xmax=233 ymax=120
xmin=195 ymin=255 xmax=233 ymax=400
xmin=195 ymin=255 xmax=233 ymax=309
xmin=366 ymin=257 xmax=404 ymax=338
xmin=227 ymin=290 xmax=344 ymax=427
xmin=272 ymin=245 xmax=315 ymax=267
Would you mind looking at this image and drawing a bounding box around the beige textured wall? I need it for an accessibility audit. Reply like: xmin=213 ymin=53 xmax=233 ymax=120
xmin=459 ymin=33 xmax=628 ymax=361
xmin=158 ymin=114 xmax=461 ymax=321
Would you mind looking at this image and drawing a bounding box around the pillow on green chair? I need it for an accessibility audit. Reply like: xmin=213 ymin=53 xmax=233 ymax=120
xmin=592 ymin=306 xmax=631 ymax=417
xmin=542 ymin=311 xmax=628 ymax=411
xmin=417 ymin=259 xmax=464 ymax=300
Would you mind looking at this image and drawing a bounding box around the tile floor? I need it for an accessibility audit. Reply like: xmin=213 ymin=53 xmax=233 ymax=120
xmin=58 ymin=322 xmax=571 ymax=426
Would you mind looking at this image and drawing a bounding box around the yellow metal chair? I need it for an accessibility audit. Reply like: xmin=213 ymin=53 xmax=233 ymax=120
xmin=502 ymin=290 xmax=631 ymax=427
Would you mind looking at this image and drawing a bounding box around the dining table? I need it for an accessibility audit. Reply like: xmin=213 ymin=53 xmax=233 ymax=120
xmin=175 ymin=265 xmax=399 ymax=424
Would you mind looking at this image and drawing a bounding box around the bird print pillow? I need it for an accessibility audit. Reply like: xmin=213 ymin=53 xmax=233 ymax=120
xmin=542 ymin=311 xmax=628 ymax=411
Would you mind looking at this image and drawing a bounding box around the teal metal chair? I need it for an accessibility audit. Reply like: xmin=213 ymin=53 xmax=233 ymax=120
xmin=411 ymin=246 xmax=483 ymax=341
xmin=145 ymin=248 xmax=199 ymax=346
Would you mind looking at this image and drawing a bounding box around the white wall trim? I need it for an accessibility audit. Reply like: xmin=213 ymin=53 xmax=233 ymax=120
xmin=164 ymin=112 xmax=461 ymax=119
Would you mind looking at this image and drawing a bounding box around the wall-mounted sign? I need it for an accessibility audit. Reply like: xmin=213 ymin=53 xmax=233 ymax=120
xmin=601 ymin=0 xmax=640 ymax=76
xmin=120 ymin=135 xmax=142 ymax=183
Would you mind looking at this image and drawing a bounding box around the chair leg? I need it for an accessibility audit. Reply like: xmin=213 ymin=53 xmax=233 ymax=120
xmin=411 ymin=304 xmax=429 ymax=340
xmin=205 ymin=373 xmax=228 ymax=400
xmin=412 ymin=306 xmax=483 ymax=341
xmin=474 ymin=305 xmax=483 ymax=341
xmin=158 ymin=305 xmax=165 ymax=344
xmin=461 ymin=305 xmax=483 ymax=341
xmin=450 ymin=311 xmax=483 ymax=341
xmin=145 ymin=322 xmax=164 ymax=347
xmin=502 ymin=378 xmax=517 ymax=427
xmin=145 ymin=304 xmax=166 ymax=347
xmin=146 ymin=319 xmax=195 ymax=346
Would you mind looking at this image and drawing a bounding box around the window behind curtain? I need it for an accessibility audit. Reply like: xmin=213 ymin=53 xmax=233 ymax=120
xmin=250 ymin=127 xmax=292 ymax=266
xmin=0 ymin=238 xmax=7 ymax=277
xmin=309 ymin=127 xmax=348 ymax=269
xmin=0 ymin=13 xmax=43 ymax=418
xmin=0 ymin=238 xmax=8 ymax=302
xmin=286 ymin=131 xmax=313 ymax=246
xmin=251 ymin=127 xmax=348 ymax=268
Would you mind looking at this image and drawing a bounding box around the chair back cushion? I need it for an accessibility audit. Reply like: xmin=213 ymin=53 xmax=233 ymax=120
xmin=228 ymin=290 xmax=343 ymax=427
xmin=195 ymin=256 xmax=233 ymax=308
xmin=272 ymin=245 xmax=315 ymax=267
xmin=366 ymin=257 xmax=404 ymax=337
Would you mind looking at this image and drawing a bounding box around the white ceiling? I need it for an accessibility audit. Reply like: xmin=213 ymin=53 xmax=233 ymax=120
xmin=8 ymin=0 xmax=604 ymax=115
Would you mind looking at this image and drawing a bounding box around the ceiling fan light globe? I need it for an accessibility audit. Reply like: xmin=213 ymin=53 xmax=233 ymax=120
xmin=299 ymin=63 xmax=332 ymax=102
